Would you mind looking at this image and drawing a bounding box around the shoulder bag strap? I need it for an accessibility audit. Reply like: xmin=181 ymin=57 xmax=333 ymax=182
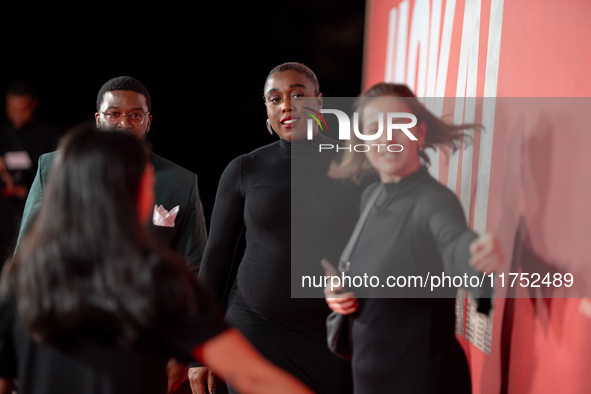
xmin=338 ymin=183 xmax=384 ymax=273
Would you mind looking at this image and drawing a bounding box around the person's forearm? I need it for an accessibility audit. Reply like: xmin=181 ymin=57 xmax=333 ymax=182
xmin=196 ymin=329 xmax=312 ymax=394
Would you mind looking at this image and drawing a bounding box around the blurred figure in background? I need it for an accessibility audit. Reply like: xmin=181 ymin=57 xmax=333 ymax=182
xmin=0 ymin=80 xmax=60 ymax=266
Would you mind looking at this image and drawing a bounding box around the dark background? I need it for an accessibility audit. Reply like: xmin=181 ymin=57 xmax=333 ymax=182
xmin=1 ymin=1 xmax=367 ymax=224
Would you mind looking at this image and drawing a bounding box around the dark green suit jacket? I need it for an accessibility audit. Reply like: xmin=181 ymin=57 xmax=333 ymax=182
xmin=16 ymin=151 xmax=208 ymax=275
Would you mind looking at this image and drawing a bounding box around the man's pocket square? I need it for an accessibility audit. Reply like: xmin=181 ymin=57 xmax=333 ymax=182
xmin=153 ymin=204 xmax=179 ymax=227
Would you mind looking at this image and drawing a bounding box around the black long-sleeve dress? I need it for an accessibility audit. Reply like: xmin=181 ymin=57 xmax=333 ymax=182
xmin=347 ymin=166 xmax=493 ymax=394
xmin=200 ymin=136 xmax=361 ymax=393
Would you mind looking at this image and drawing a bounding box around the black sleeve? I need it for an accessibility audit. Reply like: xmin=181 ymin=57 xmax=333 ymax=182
xmin=198 ymin=157 xmax=245 ymax=304
xmin=161 ymin=282 xmax=229 ymax=364
xmin=425 ymin=190 xmax=493 ymax=304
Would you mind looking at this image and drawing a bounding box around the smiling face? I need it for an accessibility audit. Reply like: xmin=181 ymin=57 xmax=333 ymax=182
xmin=360 ymin=96 xmax=426 ymax=183
xmin=264 ymin=70 xmax=322 ymax=142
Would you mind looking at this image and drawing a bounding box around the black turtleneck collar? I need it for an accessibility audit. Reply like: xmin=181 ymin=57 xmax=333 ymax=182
xmin=277 ymin=133 xmax=338 ymax=157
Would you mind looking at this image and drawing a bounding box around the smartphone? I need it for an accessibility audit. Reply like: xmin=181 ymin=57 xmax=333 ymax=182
xmin=321 ymin=259 xmax=349 ymax=294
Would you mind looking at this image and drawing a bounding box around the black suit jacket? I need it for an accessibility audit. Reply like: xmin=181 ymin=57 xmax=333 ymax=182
xmin=16 ymin=151 xmax=208 ymax=275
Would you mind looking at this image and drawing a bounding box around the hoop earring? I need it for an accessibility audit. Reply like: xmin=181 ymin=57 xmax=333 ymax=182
xmin=266 ymin=119 xmax=274 ymax=135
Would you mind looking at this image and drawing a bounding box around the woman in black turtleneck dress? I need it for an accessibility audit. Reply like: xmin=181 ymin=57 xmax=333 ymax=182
xmin=326 ymin=83 xmax=504 ymax=394
xmin=197 ymin=63 xmax=359 ymax=394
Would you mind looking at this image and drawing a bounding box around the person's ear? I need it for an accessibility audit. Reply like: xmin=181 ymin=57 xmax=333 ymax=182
xmin=145 ymin=113 xmax=152 ymax=133
xmin=417 ymin=121 xmax=427 ymax=148
xmin=316 ymin=92 xmax=323 ymax=110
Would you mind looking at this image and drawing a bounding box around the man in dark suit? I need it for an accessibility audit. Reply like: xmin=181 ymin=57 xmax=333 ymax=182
xmin=10 ymin=76 xmax=207 ymax=393
xmin=16 ymin=76 xmax=207 ymax=276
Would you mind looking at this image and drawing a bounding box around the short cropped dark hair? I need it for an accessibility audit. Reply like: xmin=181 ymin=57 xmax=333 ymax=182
xmin=264 ymin=62 xmax=320 ymax=97
xmin=96 ymin=76 xmax=152 ymax=112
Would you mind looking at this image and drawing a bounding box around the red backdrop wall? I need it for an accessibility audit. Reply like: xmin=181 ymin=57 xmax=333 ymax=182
xmin=363 ymin=1 xmax=591 ymax=393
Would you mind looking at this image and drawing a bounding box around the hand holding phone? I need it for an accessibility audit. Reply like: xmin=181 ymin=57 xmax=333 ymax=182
xmin=322 ymin=259 xmax=359 ymax=314
xmin=321 ymin=259 xmax=350 ymax=296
